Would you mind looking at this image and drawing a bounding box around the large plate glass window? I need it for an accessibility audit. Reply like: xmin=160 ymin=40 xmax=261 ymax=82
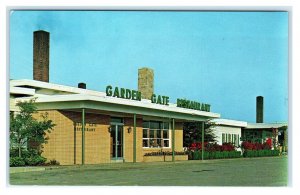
xmin=142 ymin=121 xmax=170 ymax=148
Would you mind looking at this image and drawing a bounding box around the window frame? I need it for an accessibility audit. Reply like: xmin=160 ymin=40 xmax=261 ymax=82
xmin=142 ymin=121 xmax=171 ymax=149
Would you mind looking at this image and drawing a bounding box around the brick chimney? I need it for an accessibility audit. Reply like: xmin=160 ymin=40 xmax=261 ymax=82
xmin=138 ymin=67 xmax=154 ymax=100
xmin=33 ymin=30 xmax=50 ymax=82
xmin=256 ymin=96 xmax=264 ymax=123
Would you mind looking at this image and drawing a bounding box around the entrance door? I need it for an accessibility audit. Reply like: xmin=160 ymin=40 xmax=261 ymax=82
xmin=110 ymin=124 xmax=123 ymax=160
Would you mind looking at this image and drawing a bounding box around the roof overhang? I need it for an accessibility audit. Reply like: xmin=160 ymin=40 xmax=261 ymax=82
xmin=245 ymin=123 xmax=288 ymax=129
xmin=15 ymin=94 xmax=220 ymax=122
xmin=10 ymin=79 xmax=105 ymax=96
xmin=10 ymin=86 xmax=35 ymax=96
xmin=212 ymin=119 xmax=247 ymax=127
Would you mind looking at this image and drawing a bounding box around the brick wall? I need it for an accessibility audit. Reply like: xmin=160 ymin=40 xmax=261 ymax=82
xmin=34 ymin=110 xmax=184 ymax=165
xmin=34 ymin=110 xmax=111 ymax=165
xmin=175 ymin=122 xmax=184 ymax=151
xmin=123 ymin=117 xmax=143 ymax=162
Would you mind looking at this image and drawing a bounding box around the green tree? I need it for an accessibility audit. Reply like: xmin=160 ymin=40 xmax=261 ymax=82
xmin=183 ymin=120 xmax=217 ymax=147
xmin=10 ymin=98 xmax=55 ymax=158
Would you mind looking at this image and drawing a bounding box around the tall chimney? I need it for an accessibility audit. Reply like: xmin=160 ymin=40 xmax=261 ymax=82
xmin=33 ymin=30 xmax=50 ymax=82
xmin=256 ymin=96 xmax=264 ymax=123
xmin=138 ymin=67 xmax=154 ymax=100
xmin=78 ymin=82 xmax=86 ymax=89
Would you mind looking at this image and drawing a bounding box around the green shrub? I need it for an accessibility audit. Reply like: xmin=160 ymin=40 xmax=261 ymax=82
xmin=193 ymin=151 xmax=201 ymax=160
xmin=10 ymin=157 xmax=26 ymax=167
xmin=204 ymin=152 xmax=210 ymax=159
xmin=223 ymin=151 xmax=229 ymax=158
xmin=24 ymin=155 xmax=47 ymax=166
xmin=190 ymin=151 xmax=241 ymax=160
xmin=215 ymin=151 xmax=221 ymax=159
xmin=236 ymin=151 xmax=242 ymax=158
xmin=272 ymin=150 xmax=280 ymax=156
xmin=9 ymin=148 xmax=19 ymax=157
xmin=243 ymin=150 xmax=280 ymax=158
xmin=48 ymin=159 xmax=60 ymax=166
xmin=209 ymin=151 xmax=216 ymax=159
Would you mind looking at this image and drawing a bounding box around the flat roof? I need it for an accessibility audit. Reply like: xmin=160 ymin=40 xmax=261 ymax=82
xmin=10 ymin=86 xmax=36 ymax=96
xmin=212 ymin=118 xmax=247 ymax=127
xmin=10 ymin=79 xmax=105 ymax=97
xmin=246 ymin=122 xmax=288 ymax=129
xmin=11 ymin=79 xmax=220 ymax=121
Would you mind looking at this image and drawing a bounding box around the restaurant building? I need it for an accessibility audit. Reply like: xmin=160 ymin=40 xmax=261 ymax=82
xmin=10 ymin=76 xmax=220 ymax=165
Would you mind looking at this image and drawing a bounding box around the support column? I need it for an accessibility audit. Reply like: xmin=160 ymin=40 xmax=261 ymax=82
xmin=172 ymin=118 xmax=175 ymax=162
xmin=133 ymin=113 xmax=137 ymax=163
xmin=74 ymin=122 xmax=76 ymax=165
xmin=201 ymin=121 xmax=204 ymax=161
xmin=82 ymin=108 xmax=85 ymax=165
xmin=275 ymin=128 xmax=279 ymax=149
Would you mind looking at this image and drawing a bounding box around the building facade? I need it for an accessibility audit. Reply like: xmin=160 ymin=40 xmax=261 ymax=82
xmin=10 ymin=79 xmax=220 ymax=165
xmin=212 ymin=119 xmax=247 ymax=150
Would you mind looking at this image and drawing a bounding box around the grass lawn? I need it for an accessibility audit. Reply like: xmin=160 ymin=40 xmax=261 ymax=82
xmin=9 ymin=156 xmax=288 ymax=186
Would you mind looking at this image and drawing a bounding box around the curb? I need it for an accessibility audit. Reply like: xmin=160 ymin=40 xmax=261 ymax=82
xmin=10 ymin=167 xmax=46 ymax=173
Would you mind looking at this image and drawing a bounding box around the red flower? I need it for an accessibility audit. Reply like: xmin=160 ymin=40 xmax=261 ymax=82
xmin=266 ymin=138 xmax=272 ymax=147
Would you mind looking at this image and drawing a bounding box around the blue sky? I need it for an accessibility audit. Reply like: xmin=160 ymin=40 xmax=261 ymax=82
xmin=9 ymin=10 xmax=288 ymax=123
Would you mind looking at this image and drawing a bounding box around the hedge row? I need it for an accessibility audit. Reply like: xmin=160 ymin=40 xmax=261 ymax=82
xmin=243 ymin=150 xmax=280 ymax=158
xmin=190 ymin=151 xmax=242 ymax=160
xmin=10 ymin=156 xmax=47 ymax=167
xmin=189 ymin=149 xmax=280 ymax=160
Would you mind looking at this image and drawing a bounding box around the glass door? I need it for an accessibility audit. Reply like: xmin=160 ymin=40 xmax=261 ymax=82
xmin=110 ymin=124 xmax=123 ymax=160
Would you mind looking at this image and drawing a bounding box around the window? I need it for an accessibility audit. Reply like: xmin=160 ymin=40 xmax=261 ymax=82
xmin=228 ymin=133 xmax=231 ymax=143
xmin=222 ymin=133 xmax=240 ymax=147
xmin=234 ymin=134 xmax=239 ymax=147
xmin=222 ymin=133 xmax=225 ymax=143
xmin=142 ymin=121 xmax=170 ymax=148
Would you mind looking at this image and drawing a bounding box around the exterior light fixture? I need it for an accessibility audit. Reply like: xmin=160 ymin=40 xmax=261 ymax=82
xmin=128 ymin=127 xmax=132 ymax=133
xmin=108 ymin=126 xmax=112 ymax=133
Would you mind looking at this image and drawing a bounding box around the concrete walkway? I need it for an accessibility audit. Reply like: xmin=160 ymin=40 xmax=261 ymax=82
xmin=10 ymin=167 xmax=46 ymax=173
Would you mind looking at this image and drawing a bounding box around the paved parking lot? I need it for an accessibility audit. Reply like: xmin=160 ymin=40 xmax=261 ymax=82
xmin=9 ymin=156 xmax=288 ymax=186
